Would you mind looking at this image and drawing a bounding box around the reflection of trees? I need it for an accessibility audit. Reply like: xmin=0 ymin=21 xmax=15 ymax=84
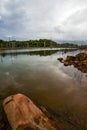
xmin=0 ymin=54 xmax=17 ymax=64
xmin=0 ymin=50 xmax=59 ymax=64
xmin=60 ymin=49 xmax=78 ymax=59
xmin=0 ymin=56 xmax=3 ymax=63
xmin=0 ymin=49 xmax=78 ymax=57
xmin=0 ymin=50 xmax=58 ymax=57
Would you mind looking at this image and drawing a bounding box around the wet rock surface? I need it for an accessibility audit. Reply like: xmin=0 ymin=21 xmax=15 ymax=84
xmin=58 ymin=52 xmax=87 ymax=73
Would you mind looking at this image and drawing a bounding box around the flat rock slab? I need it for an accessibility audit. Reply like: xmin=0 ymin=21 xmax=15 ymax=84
xmin=3 ymin=93 xmax=56 ymax=130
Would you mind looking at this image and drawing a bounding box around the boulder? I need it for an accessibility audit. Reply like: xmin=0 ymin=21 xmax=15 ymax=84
xmin=3 ymin=94 xmax=56 ymax=130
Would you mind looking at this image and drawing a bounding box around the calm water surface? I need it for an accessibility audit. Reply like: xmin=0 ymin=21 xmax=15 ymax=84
xmin=0 ymin=48 xmax=87 ymax=129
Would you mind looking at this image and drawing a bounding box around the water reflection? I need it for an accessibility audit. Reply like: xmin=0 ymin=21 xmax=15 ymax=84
xmin=62 ymin=66 xmax=87 ymax=87
xmin=0 ymin=49 xmax=77 ymax=64
xmin=0 ymin=48 xmax=77 ymax=57
xmin=0 ymin=48 xmax=87 ymax=129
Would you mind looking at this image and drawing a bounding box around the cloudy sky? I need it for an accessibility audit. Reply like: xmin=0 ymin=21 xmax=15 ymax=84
xmin=0 ymin=0 xmax=87 ymax=41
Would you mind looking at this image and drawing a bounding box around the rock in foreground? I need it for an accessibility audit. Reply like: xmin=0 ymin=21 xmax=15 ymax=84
xmin=3 ymin=94 xmax=57 ymax=130
xmin=58 ymin=52 xmax=87 ymax=73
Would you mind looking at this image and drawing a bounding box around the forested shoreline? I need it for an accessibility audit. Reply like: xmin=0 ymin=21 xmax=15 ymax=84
xmin=0 ymin=39 xmax=79 ymax=50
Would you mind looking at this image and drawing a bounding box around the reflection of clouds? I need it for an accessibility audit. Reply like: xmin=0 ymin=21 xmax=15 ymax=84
xmin=5 ymin=72 xmax=10 ymax=76
xmin=49 ymin=62 xmax=86 ymax=93
xmin=45 ymin=63 xmax=77 ymax=93
xmin=0 ymin=49 xmax=87 ymax=99
xmin=62 ymin=65 xmax=87 ymax=87
xmin=1 ymin=71 xmax=23 ymax=93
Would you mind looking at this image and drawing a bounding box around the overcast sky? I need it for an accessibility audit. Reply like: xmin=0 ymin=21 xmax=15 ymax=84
xmin=0 ymin=0 xmax=87 ymax=41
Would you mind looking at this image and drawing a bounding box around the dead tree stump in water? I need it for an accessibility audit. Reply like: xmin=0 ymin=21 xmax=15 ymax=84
xmin=3 ymin=93 xmax=56 ymax=130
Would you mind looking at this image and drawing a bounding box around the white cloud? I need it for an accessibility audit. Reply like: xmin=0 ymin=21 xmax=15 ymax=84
xmin=0 ymin=16 xmax=2 ymax=20
xmin=0 ymin=0 xmax=87 ymax=41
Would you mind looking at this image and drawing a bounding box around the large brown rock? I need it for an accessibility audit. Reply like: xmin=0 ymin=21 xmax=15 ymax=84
xmin=58 ymin=52 xmax=87 ymax=73
xmin=3 ymin=94 xmax=56 ymax=130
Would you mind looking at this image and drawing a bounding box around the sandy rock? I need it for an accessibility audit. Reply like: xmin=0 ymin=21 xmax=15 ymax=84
xmin=3 ymin=94 xmax=56 ymax=130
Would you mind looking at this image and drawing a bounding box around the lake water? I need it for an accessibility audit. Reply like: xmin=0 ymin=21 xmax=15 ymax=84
xmin=0 ymin=48 xmax=87 ymax=130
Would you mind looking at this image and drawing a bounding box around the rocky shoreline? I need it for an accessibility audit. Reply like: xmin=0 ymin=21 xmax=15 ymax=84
xmin=58 ymin=51 xmax=87 ymax=73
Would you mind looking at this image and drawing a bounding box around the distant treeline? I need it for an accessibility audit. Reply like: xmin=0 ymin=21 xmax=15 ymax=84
xmin=0 ymin=39 xmax=85 ymax=49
